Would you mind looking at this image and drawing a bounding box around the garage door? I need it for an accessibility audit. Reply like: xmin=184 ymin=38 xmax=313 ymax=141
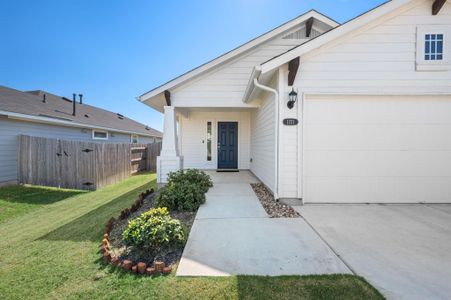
xmin=303 ymin=95 xmax=451 ymax=203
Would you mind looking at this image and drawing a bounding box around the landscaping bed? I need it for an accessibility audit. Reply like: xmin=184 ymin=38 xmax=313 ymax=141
xmin=107 ymin=190 xmax=196 ymax=268
xmin=101 ymin=169 xmax=213 ymax=275
xmin=251 ymin=183 xmax=300 ymax=218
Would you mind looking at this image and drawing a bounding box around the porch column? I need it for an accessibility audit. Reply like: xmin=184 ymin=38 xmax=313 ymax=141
xmin=157 ymin=106 xmax=182 ymax=183
xmin=161 ymin=106 xmax=178 ymax=157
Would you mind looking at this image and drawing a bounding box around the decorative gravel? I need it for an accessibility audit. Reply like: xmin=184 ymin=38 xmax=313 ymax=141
xmin=251 ymin=183 xmax=300 ymax=218
xmin=108 ymin=190 xmax=196 ymax=267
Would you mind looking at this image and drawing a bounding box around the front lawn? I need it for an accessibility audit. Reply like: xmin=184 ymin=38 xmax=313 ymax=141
xmin=0 ymin=173 xmax=384 ymax=299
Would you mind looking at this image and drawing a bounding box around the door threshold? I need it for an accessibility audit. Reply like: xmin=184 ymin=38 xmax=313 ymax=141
xmin=216 ymin=169 xmax=239 ymax=172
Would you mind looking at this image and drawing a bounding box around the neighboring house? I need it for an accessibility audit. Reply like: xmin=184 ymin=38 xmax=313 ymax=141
xmin=139 ymin=0 xmax=451 ymax=203
xmin=0 ymin=86 xmax=162 ymax=185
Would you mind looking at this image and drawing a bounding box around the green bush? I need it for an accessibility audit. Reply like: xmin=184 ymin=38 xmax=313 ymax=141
xmin=156 ymin=169 xmax=212 ymax=211
xmin=167 ymin=169 xmax=213 ymax=194
xmin=122 ymin=207 xmax=185 ymax=249
xmin=156 ymin=181 xmax=206 ymax=211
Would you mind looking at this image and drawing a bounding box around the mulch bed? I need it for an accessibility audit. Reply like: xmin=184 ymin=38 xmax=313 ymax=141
xmin=108 ymin=190 xmax=196 ymax=268
xmin=251 ymin=183 xmax=300 ymax=218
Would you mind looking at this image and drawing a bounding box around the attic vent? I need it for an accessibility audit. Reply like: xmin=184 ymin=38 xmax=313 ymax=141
xmin=283 ymin=28 xmax=306 ymax=40
xmin=117 ymin=113 xmax=124 ymax=120
xmin=145 ymin=126 xmax=150 ymax=131
xmin=84 ymin=114 xmax=89 ymax=118
xmin=283 ymin=27 xmax=321 ymax=39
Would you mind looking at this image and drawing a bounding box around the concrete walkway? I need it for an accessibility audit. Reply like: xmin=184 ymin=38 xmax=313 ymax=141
xmin=176 ymin=171 xmax=350 ymax=276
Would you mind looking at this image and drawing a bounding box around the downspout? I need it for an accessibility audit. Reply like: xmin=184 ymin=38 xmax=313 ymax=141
xmin=253 ymin=77 xmax=280 ymax=200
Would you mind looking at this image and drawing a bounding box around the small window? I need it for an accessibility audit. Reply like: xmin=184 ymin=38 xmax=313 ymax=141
xmin=425 ymin=34 xmax=443 ymax=61
xmin=131 ymin=134 xmax=139 ymax=144
xmin=207 ymin=122 xmax=212 ymax=161
xmin=416 ymin=26 xmax=450 ymax=71
xmin=92 ymin=130 xmax=108 ymax=140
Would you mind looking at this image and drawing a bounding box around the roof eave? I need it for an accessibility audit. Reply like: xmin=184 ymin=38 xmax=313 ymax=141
xmin=1 ymin=110 xmax=162 ymax=138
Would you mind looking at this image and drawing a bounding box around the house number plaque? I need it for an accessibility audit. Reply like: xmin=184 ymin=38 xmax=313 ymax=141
xmin=283 ymin=118 xmax=299 ymax=126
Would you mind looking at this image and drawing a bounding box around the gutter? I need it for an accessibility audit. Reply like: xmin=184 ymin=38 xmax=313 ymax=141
xmin=252 ymin=77 xmax=280 ymax=200
xmin=0 ymin=110 xmax=161 ymax=139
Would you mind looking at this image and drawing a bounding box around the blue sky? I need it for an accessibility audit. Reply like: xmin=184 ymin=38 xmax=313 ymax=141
xmin=0 ymin=0 xmax=385 ymax=131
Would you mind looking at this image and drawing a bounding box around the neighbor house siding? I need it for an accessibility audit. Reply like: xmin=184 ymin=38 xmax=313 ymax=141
xmin=294 ymin=0 xmax=451 ymax=95
xmin=178 ymin=110 xmax=251 ymax=170
xmin=0 ymin=117 xmax=156 ymax=183
xmin=250 ymin=90 xmax=275 ymax=192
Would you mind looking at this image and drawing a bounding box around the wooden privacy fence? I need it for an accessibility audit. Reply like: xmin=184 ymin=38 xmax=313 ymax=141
xmin=18 ymin=135 xmax=162 ymax=190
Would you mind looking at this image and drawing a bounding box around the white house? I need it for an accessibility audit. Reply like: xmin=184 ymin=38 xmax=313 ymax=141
xmin=139 ymin=0 xmax=451 ymax=203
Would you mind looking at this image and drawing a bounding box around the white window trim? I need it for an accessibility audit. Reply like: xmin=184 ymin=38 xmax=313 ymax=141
xmin=131 ymin=134 xmax=139 ymax=143
xmin=416 ymin=25 xmax=450 ymax=71
xmin=92 ymin=129 xmax=109 ymax=140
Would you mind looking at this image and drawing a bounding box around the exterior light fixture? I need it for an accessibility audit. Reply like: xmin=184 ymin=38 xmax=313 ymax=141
xmin=287 ymin=88 xmax=298 ymax=109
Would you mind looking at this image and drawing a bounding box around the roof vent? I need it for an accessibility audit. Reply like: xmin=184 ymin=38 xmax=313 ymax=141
xmin=117 ymin=113 xmax=124 ymax=120
xmin=72 ymin=93 xmax=77 ymax=116
xmin=145 ymin=126 xmax=150 ymax=131
xmin=84 ymin=114 xmax=89 ymax=118
xmin=78 ymin=94 xmax=83 ymax=104
xmin=42 ymin=94 xmax=46 ymax=103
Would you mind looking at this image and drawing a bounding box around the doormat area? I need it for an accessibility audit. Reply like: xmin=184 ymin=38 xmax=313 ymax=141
xmin=216 ymin=169 xmax=239 ymax=172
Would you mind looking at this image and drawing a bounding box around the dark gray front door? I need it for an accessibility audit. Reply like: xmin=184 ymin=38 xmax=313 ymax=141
xmin=217 ymin=122 xmax=238 ymax=169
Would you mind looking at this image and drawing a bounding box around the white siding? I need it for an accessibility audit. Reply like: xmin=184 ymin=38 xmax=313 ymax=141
xmin=303 ymin=95 xmax=451 ymax=203
xmin=250 ymin=92 xmax=275 ymax=191
xmin=179 ymin=110 xmax=251 ymax=170
xmin=294 ymin=0 xmax=451 ymax=94
xmin=171 ymin=38 xmax=308 ymax=108
xmin=0 ymin=117 xmax=156 ymax=183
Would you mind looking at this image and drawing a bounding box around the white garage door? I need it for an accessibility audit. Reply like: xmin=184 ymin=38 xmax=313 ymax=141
xmin=303 ymin=95 xmax=451 ymax=203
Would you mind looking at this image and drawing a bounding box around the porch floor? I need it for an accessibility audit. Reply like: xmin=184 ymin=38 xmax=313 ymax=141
xmin=176 ymin=171 xmax=351 ymax=276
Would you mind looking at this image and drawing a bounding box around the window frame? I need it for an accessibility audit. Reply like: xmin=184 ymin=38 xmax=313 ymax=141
xmin=416 ymin=25 xmax=450 ymax=71
xmin=130 ymin=134 xmax=139 ymax=144
xmin=92 ymin=129 xmax=109 ymax=140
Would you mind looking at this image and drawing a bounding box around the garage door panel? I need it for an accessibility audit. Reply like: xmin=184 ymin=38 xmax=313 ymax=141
xmin=305 ymin=150 xmax=451 ymax=177
xmin=304 ymin=96 xmax=451 ymax=125
xmin=305 ymin=177 xmax=451 ymax=203
xmin=303 ymin=95 xmax=451 ymax=203
xmin=305 ymin=124 xmax=451 ymax=151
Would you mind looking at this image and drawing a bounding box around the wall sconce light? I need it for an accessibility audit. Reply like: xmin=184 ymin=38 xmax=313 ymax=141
xmin=287 ymin=88 xmax=298 ymax=109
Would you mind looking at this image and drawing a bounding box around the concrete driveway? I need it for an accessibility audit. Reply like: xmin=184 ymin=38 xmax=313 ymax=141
xmin=295 ymin=204 xmax=451 ymax=300
xmin=176 ymin=171 xmax=350 ymax=276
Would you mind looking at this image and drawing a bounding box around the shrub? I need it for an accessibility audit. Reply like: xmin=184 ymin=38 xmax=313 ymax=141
xmin=122 ymin=207 xmax=185 ymax=249
xmin=156 ymin=181 xmax=205 ymax=211
xmin=167 ymin=169 xmax=213 ymax=194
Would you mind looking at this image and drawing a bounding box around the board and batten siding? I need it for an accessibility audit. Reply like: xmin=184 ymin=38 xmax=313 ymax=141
xmin=178 ymin=110 xmax=251 ymax=170
xmin=0 ymin=117 xmax=155 ymax=184
xmin=250 ymin=91 xmax=275 ymax=192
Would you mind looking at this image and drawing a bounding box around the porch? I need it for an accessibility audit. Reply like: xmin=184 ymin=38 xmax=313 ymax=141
xmin=157 ymin=106 xmax=261 ymax=182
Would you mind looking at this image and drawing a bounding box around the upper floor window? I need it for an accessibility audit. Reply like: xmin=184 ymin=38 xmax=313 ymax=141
xmin=416 ymin=26 xmax=450 ymax=71
xmin=425 ymin=34 xmax=443 ymax=61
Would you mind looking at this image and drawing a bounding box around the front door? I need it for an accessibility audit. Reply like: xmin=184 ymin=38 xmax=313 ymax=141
xmin=217 ymin=122 xmax=238 ymax=169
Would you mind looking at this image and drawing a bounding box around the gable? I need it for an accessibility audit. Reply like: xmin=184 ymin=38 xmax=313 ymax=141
xmin=139 ymin=11 xmax=338 ymax=111
xmin=292 ymin=0 xmax=451 ymax=95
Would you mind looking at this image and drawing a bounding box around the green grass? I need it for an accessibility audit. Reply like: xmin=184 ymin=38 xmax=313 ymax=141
xmin=0 ymin=173 xmax=384 ymax=300
xmin=0 ymin=185 xmax=85 ymax=223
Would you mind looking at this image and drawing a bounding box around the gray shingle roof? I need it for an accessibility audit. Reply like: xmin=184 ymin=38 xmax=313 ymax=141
xmin=0 ymin=86 xmax=161 ymax=137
